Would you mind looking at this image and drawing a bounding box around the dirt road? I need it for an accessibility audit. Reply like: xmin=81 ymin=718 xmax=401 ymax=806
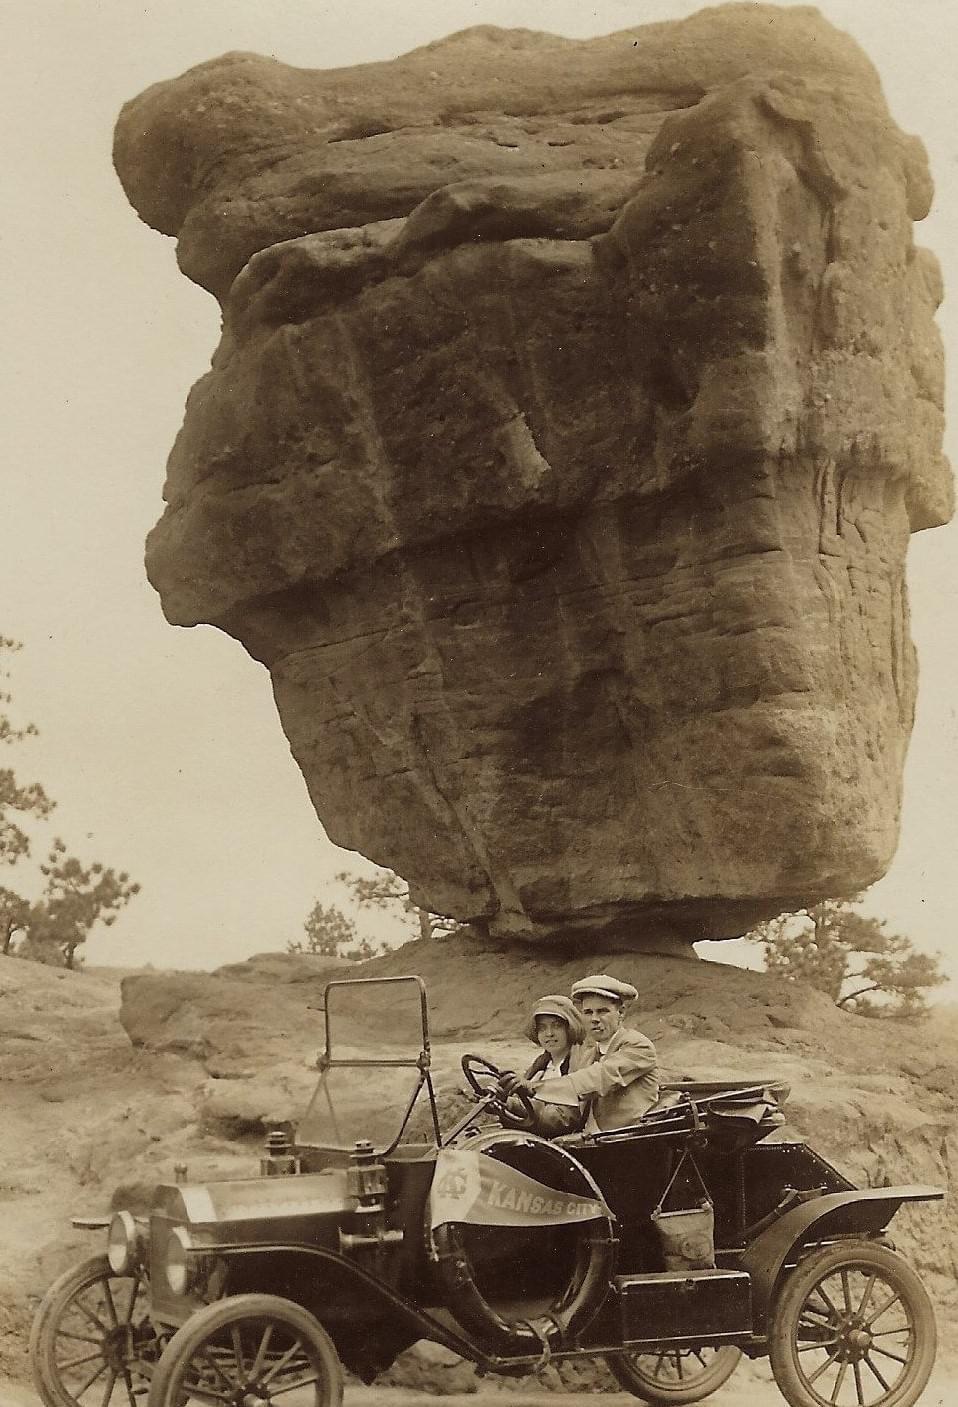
xmin=2 ymin=1369 xmax=956 ymax=1407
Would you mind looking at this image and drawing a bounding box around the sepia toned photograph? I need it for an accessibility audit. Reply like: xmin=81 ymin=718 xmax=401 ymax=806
xmin=2 ymin=4 xmax=956 ymax=1406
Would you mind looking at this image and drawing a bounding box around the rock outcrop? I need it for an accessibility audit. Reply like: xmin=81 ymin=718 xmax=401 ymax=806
xmin=114 ymin=5 xmax=952 ymax=947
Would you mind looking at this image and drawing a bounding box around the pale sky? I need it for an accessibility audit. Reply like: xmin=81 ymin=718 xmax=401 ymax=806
xmin=3 ymin=1 xmax=957 ymax=977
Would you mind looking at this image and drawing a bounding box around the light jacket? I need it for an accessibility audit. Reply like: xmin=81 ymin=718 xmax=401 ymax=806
xmin=536 ymin=1025 xmax=659 ymax=1131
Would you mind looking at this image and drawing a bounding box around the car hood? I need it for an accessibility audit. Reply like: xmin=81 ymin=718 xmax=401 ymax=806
xmin=148 ymin=1169 xmax=351 ymax=1227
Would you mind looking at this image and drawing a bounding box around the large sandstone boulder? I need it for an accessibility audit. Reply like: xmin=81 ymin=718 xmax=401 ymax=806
xmin=114 ymin=5 xmax=952 ymax=947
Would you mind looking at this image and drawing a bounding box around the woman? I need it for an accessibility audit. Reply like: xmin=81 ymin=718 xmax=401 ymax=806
xmin=524 ymin=994 xmax=590 ymax=1079
xmin=509 ymin=994 xmax=592 ymax=1136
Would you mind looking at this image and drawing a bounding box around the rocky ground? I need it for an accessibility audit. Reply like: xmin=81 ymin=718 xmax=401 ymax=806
xmin=3 ymin=1365 xmax=958 ymax=1407
xmin=1 ymin=943 xmax=956 ymax=1392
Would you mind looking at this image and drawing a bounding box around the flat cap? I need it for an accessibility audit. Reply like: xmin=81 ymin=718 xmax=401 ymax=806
xmin=571 ymin=974 xmax=638 ymax=1006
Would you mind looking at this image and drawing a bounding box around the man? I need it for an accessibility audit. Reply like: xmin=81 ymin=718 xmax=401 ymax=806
xmin=506 ymin=974 xmax=658 ymax=1132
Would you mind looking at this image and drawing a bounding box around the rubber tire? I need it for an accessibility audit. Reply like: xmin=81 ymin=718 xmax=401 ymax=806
xmin=147 ymin=1294 xmax=343 ymax=1407
xmin=769 ymin=1240 xmax=937 ymax=1407
xmin=30 ymin=1253 xmax=152 ymax=1407
xmin=607 ymin=1344 xmax=742 ymax=1403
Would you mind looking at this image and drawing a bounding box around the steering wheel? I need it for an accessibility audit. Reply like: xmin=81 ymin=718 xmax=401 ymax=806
xmin=460 ymin=1054 xmax=539 ymax=1130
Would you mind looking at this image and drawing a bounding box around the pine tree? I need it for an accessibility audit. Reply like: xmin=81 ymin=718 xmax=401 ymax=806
xmin=288 ymin=901 xmax=383 ymax=962
xmin=747 ymin=898 xmax=946 ymax=1016
xmin=0 ymin=638 xmax=140 ymax=967
xmin=336 ymin=867 xmax=465 ymax=942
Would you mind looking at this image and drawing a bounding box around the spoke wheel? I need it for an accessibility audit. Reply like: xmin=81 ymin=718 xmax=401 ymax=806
xmin=769 ymin=1241 xmax=936 ymax=1407
xmin=147 ymin=1295 xmax=343 ymax=1407
xmin=606 ymin=1344 xmax=742 ymax=1403
xmin=30 ymin=1253 xmax=157 ymax=1407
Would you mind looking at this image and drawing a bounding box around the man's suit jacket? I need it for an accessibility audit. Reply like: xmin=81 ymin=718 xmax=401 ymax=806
xmin=537 ymin=1025 xmax=659 ymax=1131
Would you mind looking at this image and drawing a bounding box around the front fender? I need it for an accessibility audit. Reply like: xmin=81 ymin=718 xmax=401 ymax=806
xmin=196 ymin=1242 xmax=489 ymax=1365
xmin=741 ymin=1184 xmax=944 ymax=1331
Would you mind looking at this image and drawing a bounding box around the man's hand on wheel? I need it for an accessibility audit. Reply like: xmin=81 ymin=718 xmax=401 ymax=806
xmin=498 ymin=1073 xmax=533 ymax=1098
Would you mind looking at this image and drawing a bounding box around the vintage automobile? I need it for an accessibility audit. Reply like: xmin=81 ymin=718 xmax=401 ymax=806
xmin=31 ymin=975 xmax=943 ymax=1407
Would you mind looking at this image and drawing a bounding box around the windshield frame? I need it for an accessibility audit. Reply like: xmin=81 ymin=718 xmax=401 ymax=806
xmin=302 ymin=974 xmax=440 ymax=1155
xmin=322 ymin=974 xmax=432 ymax=1068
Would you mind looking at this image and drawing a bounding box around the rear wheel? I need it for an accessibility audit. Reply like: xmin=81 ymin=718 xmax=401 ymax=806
xmin=147 ymin=1294 xmax=343 ymax=1407
xmin=30 ymin=1254 xmax=156 ymax=1407
xmin=606 ymin=1344 xmax=742 ymax=1402
xmin=769 ymin=1240 xmax=936 ymax=1407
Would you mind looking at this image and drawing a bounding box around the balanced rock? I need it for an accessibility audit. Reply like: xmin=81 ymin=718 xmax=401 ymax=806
xmin=115 ymin=5 xmax=952 ymax=947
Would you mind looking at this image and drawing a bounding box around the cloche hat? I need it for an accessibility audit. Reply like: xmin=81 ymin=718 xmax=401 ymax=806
xmin=523 ymin=993 xmax=588 ymax=1045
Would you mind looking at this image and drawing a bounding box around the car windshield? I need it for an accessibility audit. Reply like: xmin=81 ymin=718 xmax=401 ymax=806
xmin=324 ymin=976 xmax=427 ymax=1059
xmin=297 ymin=977 xmax=432 ymax=1154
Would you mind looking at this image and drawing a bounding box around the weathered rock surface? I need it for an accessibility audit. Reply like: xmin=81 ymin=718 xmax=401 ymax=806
xmin=114 ymin=5 xmax=952 ymax=946
xmin=120 ymin=942 xmax=843 ymax=1052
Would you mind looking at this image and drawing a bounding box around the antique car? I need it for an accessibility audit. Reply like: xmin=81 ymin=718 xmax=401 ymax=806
xmin=31 ymin=975 xmax=943 ymax=1407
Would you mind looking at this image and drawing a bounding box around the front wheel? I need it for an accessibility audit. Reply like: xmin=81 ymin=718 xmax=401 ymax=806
xmin=147 ymin=1294 xmax=343 ymax=1407
xmin=606 ymin=1344 xmax=742 ymax=1402
xmin=769 ymin=1240 xmax=936 ymax=1407
xmin=30 ymin=1254 xmax=157 ymax=1407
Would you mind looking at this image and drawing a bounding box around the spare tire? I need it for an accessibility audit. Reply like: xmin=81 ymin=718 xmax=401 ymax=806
xmin=430 ymin=1130 xmax=615 ymax=1356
